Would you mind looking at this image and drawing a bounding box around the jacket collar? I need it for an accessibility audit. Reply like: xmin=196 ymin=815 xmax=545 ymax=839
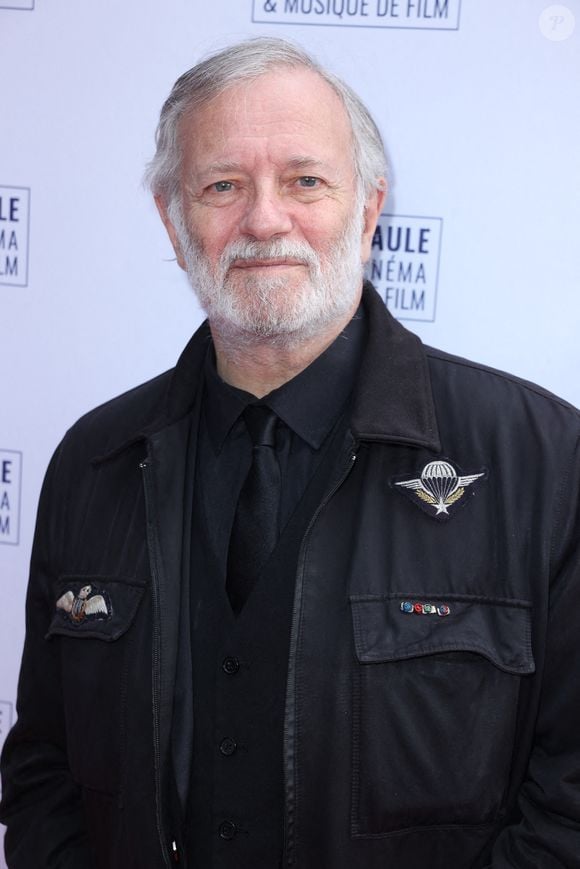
xmin=93 ymin=282 xmax=440 ymax=463
xmin=91 ymin=321 xmax=212 ymax=465
xmin=351 ymin=282 xmax=440 ymax=450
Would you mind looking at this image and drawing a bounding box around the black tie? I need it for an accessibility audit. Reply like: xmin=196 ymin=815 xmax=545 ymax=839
xmin=226 ymin=405 xmax=281 ymax=614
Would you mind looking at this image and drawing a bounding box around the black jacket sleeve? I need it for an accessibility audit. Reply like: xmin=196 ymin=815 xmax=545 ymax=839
xmin=0 ymin=445 xmax=92 ymax=868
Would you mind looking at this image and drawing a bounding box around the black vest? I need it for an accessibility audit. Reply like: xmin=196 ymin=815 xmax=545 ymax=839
xmin=186 ymin=412 xmax=349 ymax=867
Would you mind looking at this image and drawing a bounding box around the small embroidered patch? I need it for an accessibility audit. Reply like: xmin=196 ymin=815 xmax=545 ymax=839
xmin=392 ymin=459 xmax=486 ymax=521
xmin=56 ymin=584 xmax=111 ymax=624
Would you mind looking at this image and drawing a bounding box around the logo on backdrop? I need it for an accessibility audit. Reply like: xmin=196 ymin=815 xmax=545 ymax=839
xmin=365 ymin=213 xmax=442 ymax=322
xmin=0 ymin=450 xmax=23 ymax=545
xmin=252 ymin=0 xmax=461 ymax=30
xmin=0 ymin=0 xmax=34 ymax=9
xmin=0 ymin=186 xmax=30 ymax=287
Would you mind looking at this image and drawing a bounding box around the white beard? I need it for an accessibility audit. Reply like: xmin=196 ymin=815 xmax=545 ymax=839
xmin=169 ymin=198 xmax=366 ymax=346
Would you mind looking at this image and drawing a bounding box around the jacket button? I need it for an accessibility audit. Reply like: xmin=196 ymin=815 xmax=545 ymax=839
xmin=218 ymin=820 xmax=237 ymax=840
xmin=222 ymin=656 xmax=240 ymax=675
xmin=219 ymin=737 xmax=237 ymax=756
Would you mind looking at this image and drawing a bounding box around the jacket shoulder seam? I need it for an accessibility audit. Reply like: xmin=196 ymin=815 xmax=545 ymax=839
xmin=425 ymin=347 xmax=579 ymax=417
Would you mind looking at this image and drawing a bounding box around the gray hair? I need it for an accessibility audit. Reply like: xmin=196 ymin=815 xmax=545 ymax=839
xmin=145 ymin=37 xmax=387 ymax=206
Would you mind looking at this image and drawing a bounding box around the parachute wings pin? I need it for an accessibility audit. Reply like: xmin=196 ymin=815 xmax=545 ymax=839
xmin=56 ymin=584 xmax=110 ymax=624
xmin=393 ymin=460 xmax=486 ymax=520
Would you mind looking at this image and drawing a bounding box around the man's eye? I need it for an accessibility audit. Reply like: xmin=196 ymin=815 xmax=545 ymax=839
xmin=213 ymin=181 xmax=233 ymax=192
xmin=298 ymin=176 xmax=319 ymax=188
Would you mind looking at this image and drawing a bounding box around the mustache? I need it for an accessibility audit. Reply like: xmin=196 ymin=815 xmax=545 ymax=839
xmin=218 ymin=238 xmax=319 ymax=271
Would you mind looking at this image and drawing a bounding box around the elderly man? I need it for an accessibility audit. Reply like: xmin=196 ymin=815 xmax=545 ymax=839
xmin=1 ymin=37 xmax=579 ymax=869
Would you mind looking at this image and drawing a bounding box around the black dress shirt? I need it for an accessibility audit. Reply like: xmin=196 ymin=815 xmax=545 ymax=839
xmin=198 ymin=303 xmax=367 ymax=578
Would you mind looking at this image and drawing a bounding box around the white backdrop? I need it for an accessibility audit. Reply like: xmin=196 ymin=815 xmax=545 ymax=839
xmin=1 ymin=0 xmax=579 ymax=861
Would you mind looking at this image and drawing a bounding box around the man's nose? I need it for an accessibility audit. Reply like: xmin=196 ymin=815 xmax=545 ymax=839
xmin=239 ymin=187 xmax=293 ymax=240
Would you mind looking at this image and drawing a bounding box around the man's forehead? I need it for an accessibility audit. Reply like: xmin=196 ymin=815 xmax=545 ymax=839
xmin=184 ymin=68 xmax=348 ymax=131
xmin=178 ymin=68 xmax=354 ymax=172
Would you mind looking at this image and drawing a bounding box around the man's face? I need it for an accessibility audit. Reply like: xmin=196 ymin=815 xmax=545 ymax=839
xmin=158 ymin=68 xmax=384 ymax=341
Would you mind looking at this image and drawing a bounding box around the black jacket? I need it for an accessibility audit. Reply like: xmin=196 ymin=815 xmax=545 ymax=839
xmin=2 ymin=284 xmax=579 ymax=868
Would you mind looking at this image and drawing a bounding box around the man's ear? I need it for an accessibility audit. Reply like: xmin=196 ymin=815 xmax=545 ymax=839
xmin=360 ymin=182 xmax=387 ymax=265
xmin=154 ymin=194 xmax=187 ymax=271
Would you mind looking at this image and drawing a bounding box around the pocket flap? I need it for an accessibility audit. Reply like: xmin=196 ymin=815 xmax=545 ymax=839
xmin=350 ymin=593 xmax=534 ymax=675
xmin=46 ymin=576 xmax=147 ymax=642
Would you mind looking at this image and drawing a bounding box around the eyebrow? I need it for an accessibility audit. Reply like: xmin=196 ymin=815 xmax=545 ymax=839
xmin=285 ymin=156 xmax=331 ymax=173
xmin=200 ymin=160 xmax=245 ymax=178
xmin=198 ymin=156 xmax=332 ymax=180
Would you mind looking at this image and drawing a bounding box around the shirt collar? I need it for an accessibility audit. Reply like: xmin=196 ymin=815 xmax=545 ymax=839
xmin=204 ymin=304 xmax=366 ymax=453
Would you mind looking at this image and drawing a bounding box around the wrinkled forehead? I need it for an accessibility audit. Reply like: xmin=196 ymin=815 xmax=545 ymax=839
xmin=177 ymin=67 xmax=356 ymax=171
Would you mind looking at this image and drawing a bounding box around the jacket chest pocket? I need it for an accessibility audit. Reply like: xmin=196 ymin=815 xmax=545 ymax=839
xmin=46 ymin=576 xmax=148 ymax=795
xmin=349 ymin=593 xmax=534 ymax=837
